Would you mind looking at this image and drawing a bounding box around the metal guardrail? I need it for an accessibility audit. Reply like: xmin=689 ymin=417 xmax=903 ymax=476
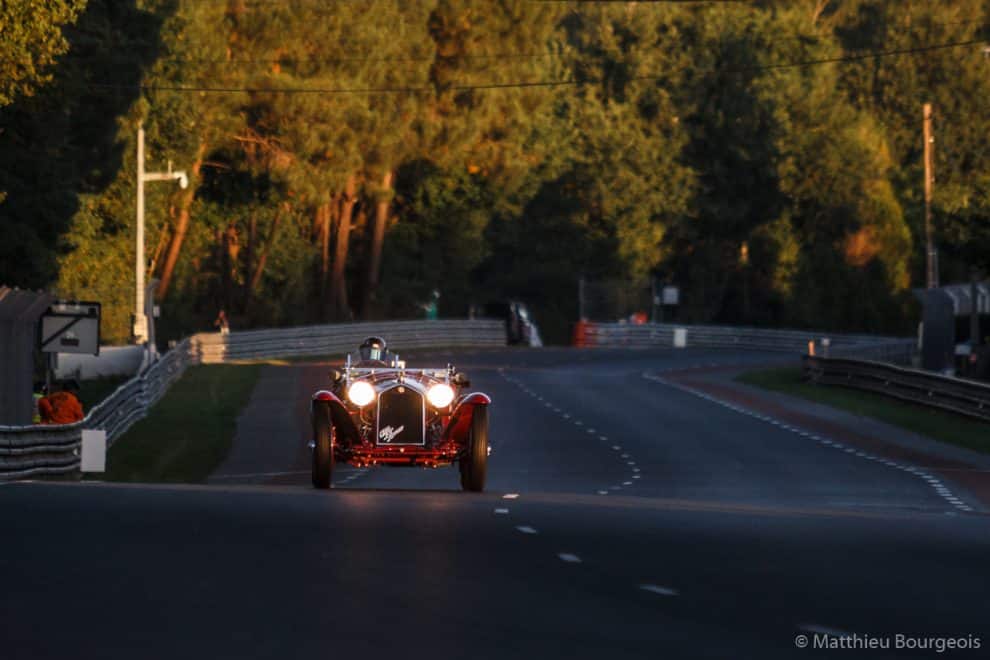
xmin=577 ymin=322 xmax=916 ymax=364
xmin=0 ymin=337 xmax=195 ymax=480
xmin=803 ymin=355 xmax=990 ymax=422
xmin=188 ymin=319 xmax=506 ymax=363
xmin=0 ymin=319 xmax=506 ymax=481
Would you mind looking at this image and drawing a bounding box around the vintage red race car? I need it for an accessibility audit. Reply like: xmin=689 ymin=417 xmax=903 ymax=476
xmin=309 ymin=337 xmax=490 ymax=491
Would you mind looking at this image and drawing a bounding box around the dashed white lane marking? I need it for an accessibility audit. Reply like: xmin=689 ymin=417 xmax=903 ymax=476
xmin=515 ymin=526 xmax=539 ymax=535
xmin=640 ymin=584 xmax=679 ymax=596
xmin=558 ymin=553 xmax=582 ymax=563
xmin=642 ymin=371 xmax=975 ymax=513
xmin=494 ymin=508 xmax=509 ymax=515
xmin=798 ymin=623 xmax=852 ymax=637
xmin=503 ymin=493 xmax=519 ymax=499
xmin=501 ymin=371 xmax=639 ymax=494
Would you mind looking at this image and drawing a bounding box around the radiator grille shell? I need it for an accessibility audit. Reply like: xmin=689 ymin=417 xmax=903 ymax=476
xmin=375 ymin=386 xmax=425 ymax=445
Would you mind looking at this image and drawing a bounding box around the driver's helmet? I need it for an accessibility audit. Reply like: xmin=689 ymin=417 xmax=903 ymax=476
xmin=359 ymin=336 xmax=387 ymax=362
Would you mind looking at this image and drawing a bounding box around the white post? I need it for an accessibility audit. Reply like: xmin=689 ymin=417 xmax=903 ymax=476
xmin=134 ymin=124 xmax=188 ymax=345
xmin=134 ymin=124 xmax=148 ymax=343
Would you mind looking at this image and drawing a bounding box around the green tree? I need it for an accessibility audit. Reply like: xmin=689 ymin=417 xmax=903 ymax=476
xmin=0 ymin=0 xmax=85 ymax=107
xmin=831 ymin=0 xmax=990 ymax=280
xmin=0 ymin=0 xmax=162 ymax=331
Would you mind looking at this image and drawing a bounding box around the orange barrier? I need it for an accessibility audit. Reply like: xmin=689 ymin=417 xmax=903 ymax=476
xmin=572 ymin=320 xmax=590 ymax=347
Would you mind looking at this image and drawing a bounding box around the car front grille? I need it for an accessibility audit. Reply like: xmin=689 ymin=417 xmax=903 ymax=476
xmin=376 ymin=386 xmax=425 ymax=445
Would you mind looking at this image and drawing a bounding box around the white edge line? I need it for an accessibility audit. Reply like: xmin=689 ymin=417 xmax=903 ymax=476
xmin=798 ymin=623 xmax=852 ymax=637
xmin=640 ymin=584 xmax=678 ymax=596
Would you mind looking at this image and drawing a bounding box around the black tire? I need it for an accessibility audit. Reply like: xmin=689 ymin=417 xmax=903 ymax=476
xmin=459 ymin=456 xmax=470 ymax=490
xmin=461 ymin=406 xmax=488 ymax=492
xmin=311 ymin=402 xmax=334 ymax=489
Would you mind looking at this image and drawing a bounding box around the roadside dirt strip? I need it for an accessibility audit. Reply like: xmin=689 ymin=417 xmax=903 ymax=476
xmin=658 ymin=365 xmax=990 ymax=512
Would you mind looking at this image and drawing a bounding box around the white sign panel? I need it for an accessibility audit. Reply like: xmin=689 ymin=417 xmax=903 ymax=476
xmin=81 ymin=429 xmax=107 ymax=472
xmin=662 ymin=286 xmax=680 ymax=306
xmin=673 ymin=327 xmax=688 ymax=348
xmin=40 ymin=301 xmax=101 ymax=356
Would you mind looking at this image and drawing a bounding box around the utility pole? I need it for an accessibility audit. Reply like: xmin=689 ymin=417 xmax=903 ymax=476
xmin=923 ymin=103 xmax=938 ymax=289
xmin=971 ymin=268 xmax=981 ymax=349
xmin=578 ymin=276 xmax=586 ymax=321
xmin=135 ymin=123 xmax=188 ymax=344
xmin=650 ymin=276 xmax=658 ymax=324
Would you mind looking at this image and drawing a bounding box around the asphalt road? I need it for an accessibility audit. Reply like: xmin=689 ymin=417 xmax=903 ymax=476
xmin=2 ymin=347 xmax=988 ymax=659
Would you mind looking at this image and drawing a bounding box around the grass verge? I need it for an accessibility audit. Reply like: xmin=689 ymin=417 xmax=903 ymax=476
xmin=736 ymin=367 xmax=990 ymax=455
xmin=77 ymin=377 xmax=129 ymax=411
xmin=101 ymin=364 xmax=262 ymax=482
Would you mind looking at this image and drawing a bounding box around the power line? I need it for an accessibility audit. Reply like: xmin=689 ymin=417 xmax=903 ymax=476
xmin=733 ymin=37 xmax=988 ymax=73
xmin=36 ymin=10 xmax=985 ymax=69
xmin=532 ymin=1 xmax=752 ymax=3
xmin=52 ymin=50 xmax=562 ymax=66
xmin=81 ymin=37 xmax=987 ymax=96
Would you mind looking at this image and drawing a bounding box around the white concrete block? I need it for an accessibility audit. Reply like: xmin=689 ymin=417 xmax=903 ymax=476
xmin=81 ymin=429 xmax=106 ymax=472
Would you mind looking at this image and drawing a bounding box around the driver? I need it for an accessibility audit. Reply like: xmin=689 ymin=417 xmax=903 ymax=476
xmin=356 ymin=336 xmax=388 ymax=366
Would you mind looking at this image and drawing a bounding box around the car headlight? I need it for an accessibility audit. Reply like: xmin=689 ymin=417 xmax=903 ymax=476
xmin=347 ymin=381 xmax=376 ymax=407
xmin=426 ymin=383 xmax=455 ymax=408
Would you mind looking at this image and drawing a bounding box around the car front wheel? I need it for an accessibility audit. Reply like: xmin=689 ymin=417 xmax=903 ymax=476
xmin=460 ymin=406 xmax=488 ymax=492
xmin=311 ymin=402 xmax=334 ymax=489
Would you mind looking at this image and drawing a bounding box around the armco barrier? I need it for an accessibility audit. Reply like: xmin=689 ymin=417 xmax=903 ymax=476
xmin=0 ymin=319 xmax=506 ymax=481
xmin=803 ymin=355 xmax=990 ymax=422
xmin=577 ymin=322 xmax=916 ymax=363
xmin=188 ymin=319 xmax=506 ymax=363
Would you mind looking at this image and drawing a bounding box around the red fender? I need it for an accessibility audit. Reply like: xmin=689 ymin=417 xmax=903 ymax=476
xmin=312 ymin=390 xmax=342 ymax=404
xmin=444 ymin=392 xmax=491 ymax=444
xmin=311 ymin=390 xmax=359 ymax=443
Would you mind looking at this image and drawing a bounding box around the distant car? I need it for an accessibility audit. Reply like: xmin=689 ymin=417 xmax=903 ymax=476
xmin=480 ymin=301 xmax=542 ymax=346
xmin=309 ymin=336 xmax=491 ymax=491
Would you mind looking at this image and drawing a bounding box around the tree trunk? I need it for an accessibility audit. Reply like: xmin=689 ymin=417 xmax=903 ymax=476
xmin=318 ymin=203 xmax=331 ymax=308
xmin=148 ymin=225 xmax=171 ymax=280
xmin=362 ymin=170 xmax=393 ymax=318
xmin=221 ymin=225 xmax=237 ymax=313
xmin=246 ymin=207 xmax=283 ymax=304
xmin=241 ymin=212 xmax=257 ymax=311
xmin=330 ymin=174 xmax=358 ymax=320
xmin=157 ymin=141 xmax=207 ymax=299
